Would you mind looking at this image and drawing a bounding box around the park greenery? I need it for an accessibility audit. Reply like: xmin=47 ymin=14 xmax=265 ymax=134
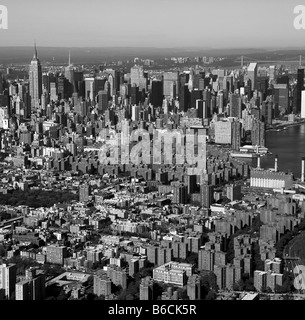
xmin=0 ymin=189 xmax=78 ymax=208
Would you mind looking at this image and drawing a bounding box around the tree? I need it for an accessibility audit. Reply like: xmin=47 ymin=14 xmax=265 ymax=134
xmin=266 ymin=287 xmax=273 ymax=293
xmin=87 ymin=275 xmax=94 ymax=287
xmin=186 ymin=252 xmax=198 ymax=266
xmin=233 ymin=279 xmax=245 ymax=291
xmin=275 ymin=284 xmax=286 ymax=294
xmin=244 ymin=277 xmax=255 ymax=291
xmin=57 ymin=289 xmax=69 ymax=300
xmin=139 ymin=267 xmax=153 ymax=278
xmin=205 ymin=290 xmax=217 ymax=300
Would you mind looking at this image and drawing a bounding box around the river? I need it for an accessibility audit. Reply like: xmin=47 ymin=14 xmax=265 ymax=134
xmin=260 ymin=123 xmax=305 ymax=179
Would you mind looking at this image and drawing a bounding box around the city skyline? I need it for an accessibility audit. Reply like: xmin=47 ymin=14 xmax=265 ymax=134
xmin=0 ymin=0 xmax=305 ymax=48
xmin=2 ymin=0 xmax=305 ymax=305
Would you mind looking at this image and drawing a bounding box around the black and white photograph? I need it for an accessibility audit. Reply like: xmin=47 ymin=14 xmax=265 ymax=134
xmin=0 ymin=0 xmax=305 ymax=313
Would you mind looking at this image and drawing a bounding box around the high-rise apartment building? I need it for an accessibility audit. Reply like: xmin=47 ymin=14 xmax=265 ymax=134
xmin=139 ymin=276 xmax=154 ymax=300
xmin=46 ymin=245 xmax=67 ymax=265
xmin=15 ymin=268 xmax=45 ymax=300
xmin=0 ymin=263 xmax=17 ymax=300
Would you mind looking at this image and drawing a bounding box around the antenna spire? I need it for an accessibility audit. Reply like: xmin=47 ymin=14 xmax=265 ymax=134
xmin=33 ymin=40 xmax=38 ymax=60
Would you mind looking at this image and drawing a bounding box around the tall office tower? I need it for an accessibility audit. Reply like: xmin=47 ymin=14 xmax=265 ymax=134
xmin=217 ymin=91 xmax=224 ymax=113
xmin=42 ymin=73 xmax=49 ymax=92
xmin=179 ymin=73 xmax=189 ymax=91
xmin=296 ymin=68 xmax=304 ymax=114
xmin=229 ymin=93 xmax=242 ymax=118
xmin=224 ymin=75 xmax=234 ymax=93
xmin=261 ymin=100 xmax=273 ymax=124
xmin=131 ymin=105 xmax=140 ymax=122
xmin=163 ymin=71 xmax=179 ymax=98
xmin=74 ymin=71 xmax=84 ymax=94
xmin=130 ymin=85 xmax=139 ymax=105
xmin=50 ymin=82 xmax=58 ymax=101
xmin=252 ymin=118 xmax=266 ymax=147
xmin=202 ymin=89 xmax=211 ymax=117
xmin=41 ymin=90 xmax=48 ymax=110
xmin=84 ymin=77 xmax=95 ymax=100
xmin=269 ymin=66 xmax=276 ymax=82
xmin=200 ymin=184 xmax=214 ymax=208
xmin=107 ymin=74 xmax=114 ymax=96
xmin=190 ymin=89 xmax=202 ymax=108
xmin=0 ymin=89 xmax=10 ymax=114
xmin=9 ymin=82 xmax=18 ymax=96
xmin=57 ymin=75 xmax=71 ymax=100
xmin=0 ymin=263 xmax=17 ymax=300
xmin=97 ymin=90 xmax=109 ymax=114
xmin=232 ymin=120 xmax=241 ymax=151
xmin=301 ymin=90 xmax=305 ymax=119
xmin=187 ymin=175 xmax=198 ymax=194
xmin=196 ymin=99 xmax=207 ymax=119
xmin=151 ymin=79 xmax=163 ymax=108
xmin=29 ymin=43 xmax=42 ymax=109
xmin=188 ymin=68 xmax=195 ymax=91
xmin=179 ymin=84 xmax=190 ymax=112
xmin=64 ymin=51 xmax=75 ymax=91
xmin=105 ymin=69 xmax=120 ymax=94
xmin=247 ymin=63 xmax=257 ymax=91
xmin=193 ymin=71 xmax=205 ymax=89
xmin=273 ymin=84 xmax=289 ymax=115
xmin=255 ymin=77 xmax=268 ymax=101
xmin=130 ymin=65 xmax=147 ymax=91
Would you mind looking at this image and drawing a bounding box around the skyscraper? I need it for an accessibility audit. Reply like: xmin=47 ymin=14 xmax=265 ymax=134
xmin=200 ymin=184 xmax=214 ymax=208
xmin=130 ymin=65 xmax=147 ymax=91
xmin=296 ymin=68 xmax=304 ymax=114
xmin=29 ymin=43 xmax=42 ymax=109
xmin=232 ymin=120 xmax=241 ymax=151
xmin=252 ymin=118 xmax=265 ymax=147
xmin=230 ymin=93 xmax=242 ymax=118
xmin=247 ymin=63 xmax=257 ymax=91
xmin=163 ymin=72 xmax=179 ymax=98
xmin=151 ymin=79 xmax=163 ymax=108
xmin=64 ymin=51 xmax=75 ymax=90
xmin=301 ymin=90 xmax=305 ymax=119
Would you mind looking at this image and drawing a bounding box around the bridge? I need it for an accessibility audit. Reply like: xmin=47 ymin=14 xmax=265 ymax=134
xmin=235 ymin=55 xmax=305 ymax=67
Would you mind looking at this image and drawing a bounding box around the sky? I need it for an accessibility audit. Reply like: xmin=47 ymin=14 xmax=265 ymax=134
xmin=0 ymin=0 xmax=305 ymax=48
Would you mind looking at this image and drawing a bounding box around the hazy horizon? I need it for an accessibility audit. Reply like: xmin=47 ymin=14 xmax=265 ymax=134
xmin=1 ymin=0 xmax=305 ymax=48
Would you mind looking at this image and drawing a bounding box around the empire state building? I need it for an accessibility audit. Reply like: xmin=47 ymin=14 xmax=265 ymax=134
xmin=29 ymin=43 xmax=42 ymax=109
